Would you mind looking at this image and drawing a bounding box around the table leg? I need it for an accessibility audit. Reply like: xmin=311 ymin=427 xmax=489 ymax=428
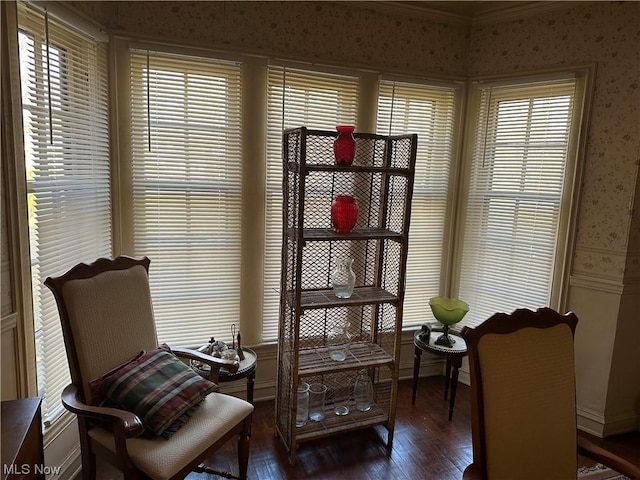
xmin=412 ymin=346 xmax=422 ymax=405
xmin=247 ymin=372 xmax=255 ymax=405
xmin=444 ymin=357 xmax=452 ymax=400
xmin=448 ymin=356 xmax=463 ymax=421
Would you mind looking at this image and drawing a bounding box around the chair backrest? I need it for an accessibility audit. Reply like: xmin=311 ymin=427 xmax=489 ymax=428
xmin=45 ymin=256 xmax=158 ymax=405
xmin=461 ymin=308 xmax=579 ymax=480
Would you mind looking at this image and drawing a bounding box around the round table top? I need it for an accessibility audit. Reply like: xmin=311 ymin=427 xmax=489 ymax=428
xmin=192 ymin=347 xmax=257 ymax=382
xmin=219 ymin=347 xmax=257 ymax=381
xmin=414 ymin=327 xmax=467 ymax=356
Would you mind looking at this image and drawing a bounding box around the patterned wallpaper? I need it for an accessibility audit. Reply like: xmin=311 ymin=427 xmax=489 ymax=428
xmin=71 ymin=1 xmax=469 ymax=76
xmin=69 ymin=0 xmax=640 ymax=282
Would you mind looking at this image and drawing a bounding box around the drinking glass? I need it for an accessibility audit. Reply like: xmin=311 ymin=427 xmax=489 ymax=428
xmin=333 ymin=384 xmax=350 ymax=416
xmin=308 ymin=383 xmax=327 ymax=422
xmin=296 ymin=382 xmax=309 ymax=427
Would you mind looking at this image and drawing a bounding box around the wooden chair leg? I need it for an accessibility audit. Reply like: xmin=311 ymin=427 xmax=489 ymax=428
xmin=79 ymin=421 xmax=96 ymax=480
xmin=80 ymin=449 xmax=96 ymax=480
xmin=412 ymin=346 xmax=422 ymax=405
xmin=237 ymin=416 xmax=252 ymax=480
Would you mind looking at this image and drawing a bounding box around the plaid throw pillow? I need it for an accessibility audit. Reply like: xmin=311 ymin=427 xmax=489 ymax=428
xmin=90 ymin=345 xmax=218 ymax=438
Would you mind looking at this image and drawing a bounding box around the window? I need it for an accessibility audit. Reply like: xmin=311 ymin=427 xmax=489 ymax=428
xmin=456 ymin=77 xmax=580 ymax=327
xmin=376 ymin=80 xmax=459 ymax=327
xmin=263 ymin=65 xmax=359 ymax=341
xmin=17 ymin=3 xmax=111 ymax=424
xmin=129 ymin=50 xmax=242 ymax=346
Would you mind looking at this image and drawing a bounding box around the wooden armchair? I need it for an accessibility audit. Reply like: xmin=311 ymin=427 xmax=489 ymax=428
xmin=45 ymin=256 xmax=253 ymax=480
xmin=461 ymin=307 xmax=640 ymax=480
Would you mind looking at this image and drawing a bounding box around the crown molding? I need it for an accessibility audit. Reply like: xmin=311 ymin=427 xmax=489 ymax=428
xmin=362 ymin=1 xmax=574 ymax=27
xmin=472 ymin=1 xmax=574 ymax=26
xmin=361 ymin=1 xmax=472 ymax=26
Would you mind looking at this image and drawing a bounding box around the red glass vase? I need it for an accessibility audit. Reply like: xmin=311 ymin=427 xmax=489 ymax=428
xmin=331 ymin=195 xmax=359 ymax=233
xmin=333 ymin=125 xmax=356 ymax=165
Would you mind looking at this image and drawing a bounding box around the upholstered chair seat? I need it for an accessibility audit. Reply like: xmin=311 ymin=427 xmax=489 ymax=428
xmin=88 ymin=393 xmax=253 ymax=480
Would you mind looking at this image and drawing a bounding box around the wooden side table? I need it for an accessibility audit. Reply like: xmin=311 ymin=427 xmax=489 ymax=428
xmin=218 ymin=347 xmax=257 ymax=404
xmin=412 ymin=327 xmax=467 ymax=421
xmin=193 ymin=346 xmax=258 ymax=404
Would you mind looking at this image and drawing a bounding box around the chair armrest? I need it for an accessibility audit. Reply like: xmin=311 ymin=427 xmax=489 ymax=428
xmin=61 ymin=384 xmax=145 ymax=437
xmin=578 ymin=435 xmax=640 ymax=479
xmin=172 ymin=346 xmax=239 ymax=383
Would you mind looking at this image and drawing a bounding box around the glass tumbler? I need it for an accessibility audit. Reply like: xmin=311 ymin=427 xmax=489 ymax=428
xmin=296 ymin=382 xmax=309 ymax=427
xmin=308 ymin=383 xmax=327 ymax=422
xmin=333 ymin=384 xmax=350 ymax=416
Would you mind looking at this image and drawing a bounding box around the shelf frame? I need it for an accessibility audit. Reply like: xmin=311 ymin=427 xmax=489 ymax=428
xmin=275 ymin=127 xmax=417 ymax=466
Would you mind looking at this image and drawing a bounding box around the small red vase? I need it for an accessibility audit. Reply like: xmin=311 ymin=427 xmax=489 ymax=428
xmin=331 ymin=195 xmax=359 ymax=233
xmin=333 ymin=125 xmax=356 ymax=165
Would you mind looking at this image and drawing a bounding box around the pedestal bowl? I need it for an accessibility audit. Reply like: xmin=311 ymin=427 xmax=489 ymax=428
xmin=429 ymin=296 xmax=469 ymax=347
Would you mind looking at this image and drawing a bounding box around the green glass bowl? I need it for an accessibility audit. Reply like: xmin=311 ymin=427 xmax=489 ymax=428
xmin=429 ymin=296 xmax=469 ymax=325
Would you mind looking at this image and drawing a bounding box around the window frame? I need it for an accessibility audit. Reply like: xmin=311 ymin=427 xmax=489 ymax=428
xmin=16 ymin=1 xmax=112 ymax=425
xmin=126 ymin=47 xmax=245 ymax=347
xmin=263 ymin=62 xmax=362 ymax=342
xmin=375 ymin=77 xmax=464 ymax=328
xmin=451 ymin=68 xmax=594 ymax=325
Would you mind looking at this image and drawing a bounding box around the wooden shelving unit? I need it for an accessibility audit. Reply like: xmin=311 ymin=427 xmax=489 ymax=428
xmin=275 ymin=127 xmax=417 ymax=465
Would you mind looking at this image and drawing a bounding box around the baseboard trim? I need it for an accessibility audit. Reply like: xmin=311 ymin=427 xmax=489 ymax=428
xmin=577 ymin=406 xmax=640 ymax=437
xmin=234 ymin=358 xmax=448 ymax=403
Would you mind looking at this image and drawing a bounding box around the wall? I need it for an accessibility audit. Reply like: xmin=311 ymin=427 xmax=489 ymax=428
xmin=1 ymin=1 xmax=18 ymax=401
xmin=70 ymin=1 xmax=470 ymax=77
xmin=1 ymin=170 xmax=19 ymax=399
xmin=2 ymin=0 xmax=35 ymax=403
xmin=469 ymin=1 xmax=640 ymax=435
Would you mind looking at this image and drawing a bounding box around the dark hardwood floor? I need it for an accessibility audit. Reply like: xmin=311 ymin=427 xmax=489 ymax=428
xmin=95 ymin=377 xmax=640 ymax=480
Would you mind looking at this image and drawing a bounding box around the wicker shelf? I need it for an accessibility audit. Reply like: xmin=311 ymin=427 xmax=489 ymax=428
xmin=275 ymin=127 xmax=417 ymax=465
xmin=287 ymin=162 xmax=411 ymax=176
xmin=295 ymin=402 xmax=389 ymax=441
xmin=291 ymin=227 xmax=404 ymax=242
xmin=289 ymin=286 xmax=398 ymax=310
xmin=298 ymin=342 xmax=394 ymax=375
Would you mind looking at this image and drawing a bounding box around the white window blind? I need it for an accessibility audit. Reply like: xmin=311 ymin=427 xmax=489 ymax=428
xmin=263 ymin=65 xmax=359 ymax=341
xmin=17 ymin=3 xmax=111 ymax=424
xmin=129 ymin=50 xmax=242 ymax=346
xmin=457 ymin=79 xmax=576 ymax=328
xmin=376 ymin=80 xmax=458 ymax=328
